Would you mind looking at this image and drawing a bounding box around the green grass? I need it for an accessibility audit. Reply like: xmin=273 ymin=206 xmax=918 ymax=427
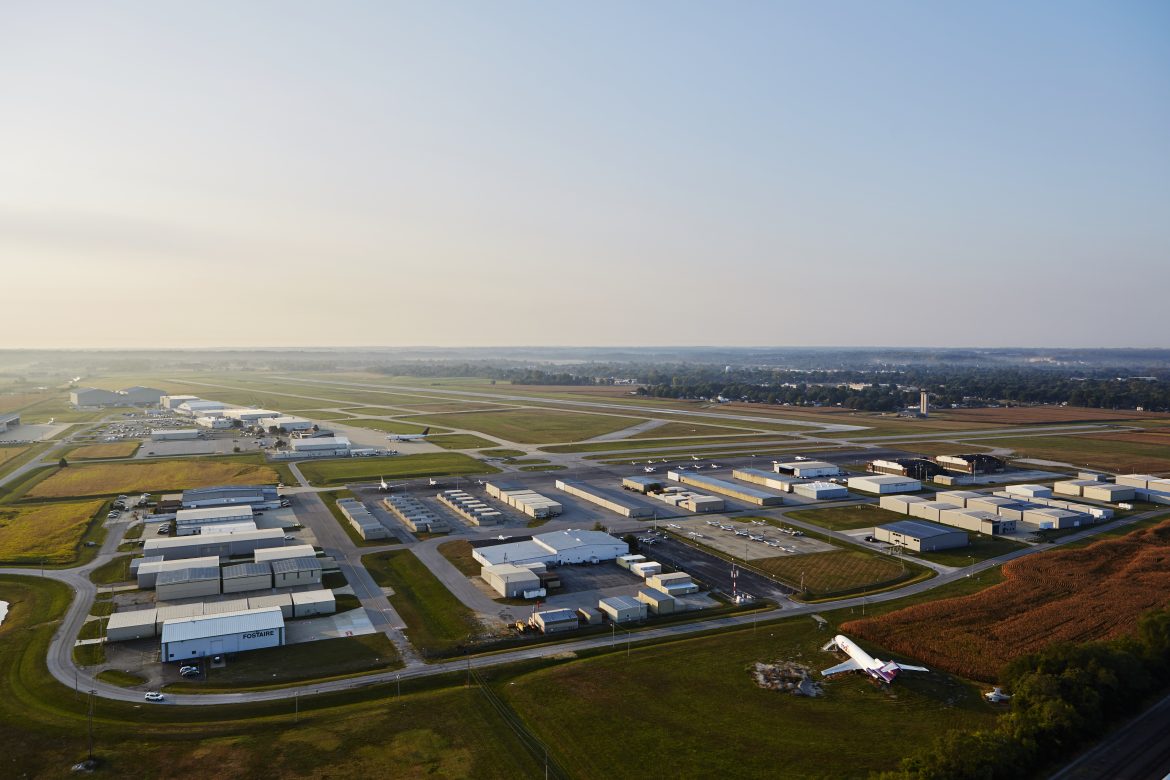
xmin=297 ymin=452 xmax=498 ymax=486
xmin=73 ymin=642 xmax=105 ymax=666
xmin=427 ymin=433 xmax=499 ymax=450
xmin=340 ymin=418 xmax=449 ymax=434
xmin=519 ymin=464 xmax=567 ymax=471
xmin=542 ymin=434 xmax=792 ymax=454
xmin=362 ymin=549 xmax=484 ymax=659
xmin=753 ymin=550 xmax=917 ymax=599
xmin=165 ymin=634 xmax=403 ymax=692
xmin=96 ymin=669 xmax=148 ymax=687
xmin=481 ymin=449 xmax=526 ymax=458
xmin=911 ymin=534 xmax=1029 ymax=566
xmin=89 ymin=601 xmax=115 ymax=617
xmin=0 ymin=574 xmax=544 ymax=779
xmin=406 ymin=408 xmax=646 ymax=444
xmin=64 ymin=441 xmax=141 ymax=460
xmin=968 ymin=433 xmax=1170 ymax=473
xmin=88 ymin=554 xmax=134 ymax=585
xmin=436 ymin=539 xmax=482 ymax=577
xmin=496 ymin=611 xmax=999 ymax=779
xmin=0 ymin=500 xmax=107 ymax=566
xmin=785 ymin=504 xmax=889 ymax=531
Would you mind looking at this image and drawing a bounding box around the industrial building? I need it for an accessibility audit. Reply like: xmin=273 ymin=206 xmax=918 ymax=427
xmin=336 ymin=498 xmax=391 ymax=541
xmin=161 ymin=395 xmax=200 ymax=410
xmin=221 ymin=562 xmax=273 ymax=593
xmin=264 ymin=415 xmax=314 ymax=432
xmin=289 ymin=436 xmax=353 ymax=458
xmin=933 ymin=490 xmax=985 ymax=508
xmin=1022 ymin=508 xmax=1087 ymax=530
xmin=622 ymin=476 xmax=664 ymax=494
xmin=636 ymin=588 xmax=677 ymax=615
xmin=137 ymin=556 xmax=221 ymax=589
xmin=631 ymin=560 xmax=663 ymax=579
xmin=533 ymin=609 xmax=579 ymax=633
xmin=599 ymin=595 xmax=648 ymax=623
xmin=272 ymin=556 xmax=323 ymax=587
xmin=908 ymin=501 xmax=959 ymax=523
xmin=554 ymin=479 xmax=654 ymax=518
xmin=935 ymin=454 xmax=1006 ymax=475
xmin=878 ymin=494 xmax=932 ymax=514
xmin=616 ymin=553 xmax=646 ymax=570
xmin=485 ymin=483 xmax=563 ymax=519
xmin=222 ymin=408 xmax=282 ymax=424
xmin=160 ymin=607 xmax=285 ymax=662
xmin=436 ymin=490 xmax=501 ymax=526
xmin=248 ymin=593 xmax=294 ymax=618
xmin=254 ymin=545 xmax=317 ymax=564
xmin=70 ymin=387 xmax=123 ymax=407
xmin=874 ymin=520 xmax=968 ymax=552
xmin=182 ymin=485 xmax=281 ymax=509
xmin=471 ymin=530 xmax=629 ymax=567
xmin=144 ymin=528 xmax=285 ymax=559
xmin=0 ymin=412 xmax=19 ymax=431
xmin=151 ymin=428 xmax=200 ymax=441
xmin=847 ymin=475 xmax=922 ymax=494
xmin=384 ymin=494 xmax=453 ymax=532
xmin=1054 ymin=480 xmax=1136 ymax=502
xmin=203 ymin=598 xmax=252 ymax=616
xmin=175 ymin=506 xmax=255 ymax=536
xmin=647 ymin=571 xmax=699 ymax=596
xmin=732 ymin=468 xmax=802 ymax=493
xmin=1005 ymin=484 xmax=1053 ymax=500
xmin=106 ymin=609 xmax=159 ymax=642
xmin=292 ymin=590 xmax=336 ymax=618
xmin=773 ymin=460 xmax=840 ymax=478
xmin=1117 ymin=474 xmax=1166 ymax=491
xmin=867 ymin=458 xmax=944 ymax=481
xmin=155 ymin=603 xmax=206 ymax=630
xmin=641 ymin=484 xmax=725 ymax=513
xmin=156 ymin=566 xmax=222 ymax=600
xmin=938 ymin=508 xmax=1015 ymax=535
xmin=482 ymin=563 xmax=543 ymax=598
xmin=177 ymin=399 xmax=231 ymax=416
xmin=793 ymin=481 xmax=848 ymax=500
xmin=666 ymin=471 xmax=784 ymax=507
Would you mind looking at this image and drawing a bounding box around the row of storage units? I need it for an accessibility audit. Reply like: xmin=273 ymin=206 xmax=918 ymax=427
xmin=554 ymin=479 xmax=654 ymax=518
xmin=381 ymin=495 xmax=451 ymax=533
xmin=105 ymin=589 xmax=338 ymax=643
xmin=174 ymin=506 xmax=255 ymax=535
xmin=436 ymin=490 xmax=502 ymax=525
xmin=732 ymin=469 xmax=848 ymax=500
xmin=621 ymin=477 xmax=726 ymax=513
xmin=135 ymin=553 xmax=323 ymax=595
xmin=992 ymin=491 xmax=1113 ymax=521
xmin=336 ymin=498 xmax=392 ymax=541
xmin=666 ymin=471 xmax=784 ymax=507
xmin=485 ymin=483 xmax=563 ymax=519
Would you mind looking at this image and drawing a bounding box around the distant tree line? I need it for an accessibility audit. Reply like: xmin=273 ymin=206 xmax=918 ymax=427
xmin=880 ymin=608 xmax=1170 ymax=779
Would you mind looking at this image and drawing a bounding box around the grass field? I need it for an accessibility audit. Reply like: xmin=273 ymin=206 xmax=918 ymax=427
xmin=497 ymin=613 xmax=999 ymax=779
xmin=0 ymin=500 xmax=105 ymax=564
xmin=298 ymin=453 xmax=497 ymax=486
xmin=785 ymin=504 xmax=888 ymax=531
xmin=914 ymin=535 xmax=1029 ymax=566
xmin=541 ymin=434 xmax=792 ymax=454
xmin=753 ymin=549 xmax=914 ymax=598
xmin=362 ymin=549 xmax=485 ymax=658
xmin=339 ymin=418 xmax=448 ymax=435
xmin=88 ymin=554 xmax=134 ymax=585
xmin=25 ymin=457 xmax=280 ymax=499
xmin=0 ymin=446 xmax=29 ymax=466
xmin=406 ymin=408 xmax=646 ymax=444
xmin=520 ymin=464 xmax=567 ymax=471
xmin=939 ymin=406 xmax=1166 ymax=425
xmin=844 ymin=519 xmax=1170 ymax=681
xmin=481 ymin=448 xmax=526 ymax=457
xmin=627 ymin=421 xmax=757 ymax=438
xmin=974 ymin=433 xmax=1170 ymax=473
xmin=0 ymin=575 xmax=544 ymax=779
xmin=427 ymin=433 xmax=499 ymax=450
xmin=96 ymin=669 xmax=148 ymax=687
xmin=65 ymin=441 xmax=141 ymax=460
xmin=592 ymin=443 xmax=843 ymax=463
xmin=436 ymin=539 xmax=481 ymax=577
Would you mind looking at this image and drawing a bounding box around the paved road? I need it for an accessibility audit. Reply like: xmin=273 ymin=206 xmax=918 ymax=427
xmin=1049 ymin=689 xmax=1170 ymax=780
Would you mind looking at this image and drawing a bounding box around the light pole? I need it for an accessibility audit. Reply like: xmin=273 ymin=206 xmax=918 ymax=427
xmin=87 ymin=689 xmax=96 ymax=762
xmin=295 ymin=690 xmax=299 ymax=723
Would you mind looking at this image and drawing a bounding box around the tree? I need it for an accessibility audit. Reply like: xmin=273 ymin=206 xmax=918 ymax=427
xmin=58 ymin=457 xmax=68 ymax=468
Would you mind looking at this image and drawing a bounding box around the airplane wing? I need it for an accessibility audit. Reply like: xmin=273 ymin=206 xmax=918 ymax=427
xmin=821 ymin=659 xmax=864 ymax=677
xmin=896 ymin=663 xmax=930 ymax=673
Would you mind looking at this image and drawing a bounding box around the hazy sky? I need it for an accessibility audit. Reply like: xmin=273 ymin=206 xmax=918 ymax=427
xmin=2 ymin=2 xmax=1168 ymax=349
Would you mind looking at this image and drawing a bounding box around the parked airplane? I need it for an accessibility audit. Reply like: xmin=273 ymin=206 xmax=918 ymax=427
xmin=644 ymin=466 xmax=656 ymax=473
xmin=47 ymin=418 xmax=55 ymax=424
xmin=691 ymin=455 xmax=699 ymax=461
xmin=821 ymin=634 xmax=929 ymax=684
xmin=386 ymin=427 xmax=431 ymax=442
xmin=378 ymin=477 xmax=405 ymax=492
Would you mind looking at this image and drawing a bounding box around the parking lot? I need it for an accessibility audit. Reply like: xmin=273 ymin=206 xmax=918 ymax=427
xmin=640 ymin=534 xmax=794 ymax=602
xmin=666 ymin=516 xmax=834 ymax=561
xmin=535 ymin=561 xmax=720 ymax=614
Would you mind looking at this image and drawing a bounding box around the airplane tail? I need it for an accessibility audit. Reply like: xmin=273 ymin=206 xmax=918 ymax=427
xmin=821 ymin=638 xmax=840 ymax=652
xmin=421 ymin=427 xmax=430 ymax=435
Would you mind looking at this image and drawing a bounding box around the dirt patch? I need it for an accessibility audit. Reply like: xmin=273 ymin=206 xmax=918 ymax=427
xmin=749 ymin=660 xmax=822 ymax=696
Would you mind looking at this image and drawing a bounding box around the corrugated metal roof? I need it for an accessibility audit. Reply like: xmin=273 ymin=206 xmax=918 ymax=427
xmin=291 ymin=589 xmax=334 ymax=604
xmin=160 ymin=607 xmax=284 ymax=643
xmin=222 ymin=562 xmax=271 ymax=578
xmin=107 ymin=609 xmax=158 ymax=628
xmin=600 ymin=595 xmax=642 ymax=610
xmin=176 ymin=506 xmax=254 ymax=523
xmin=879 ymin=519 xmax=962 ymax=538
xmin=156 ymin=566 xmax=220 ymax=585
xmin=536 ymin=608 xmax=578 ymax=622
xmin=535 ymin=530 xmax=622 ymax=551
xmin=271 ymin=556 xmax=322 ymax=574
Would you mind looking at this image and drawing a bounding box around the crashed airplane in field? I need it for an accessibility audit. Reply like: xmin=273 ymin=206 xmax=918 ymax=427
xmin=821 ymin=634 xmax=929 ymax=684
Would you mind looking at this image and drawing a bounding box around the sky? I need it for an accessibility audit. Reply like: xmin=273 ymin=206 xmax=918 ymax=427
xmin=1 ymin=1 xmax=1168 ymax=349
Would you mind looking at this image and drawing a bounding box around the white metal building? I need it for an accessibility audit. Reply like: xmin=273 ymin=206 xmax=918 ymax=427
xmin=151 ymin=428 xmax=200 ymax=441
xmin=162 ymin=395 xmax=200 ymax=410
xmin=156 ymin=566 xmax=222 ymax=600
xmin=160 ymin=607 xmax=285 ymax=662
xmin=221 ymin=562 xmax=273 ymax=593
xmin=247 ymin=593 xmax=294 ymax=619
xmin=1005 ymin=484 xmax=1053 ymax=499
xmin=482 ymin=563 xmax=542 ymax=598
xmin=137 ymin=555 xmax=221 ymax=589
xmin=263 ymin=415 xmax=314 ymax=431
xmin=196 ymin=415 xmax=234 ymax=429
xmin=471 ymin=530 xmax=629 ymax=567
xmin=175 ymin=506 xmax=255 ymax=536
xmin=106 ymin=609 xmax=159 ymax=642
xmin=793 ymin=481 xmax=848 ymax=500
xmin=874 ymin=520 xmax=968 ymax=552
xmin=272 ymin=556 xmax=323 ymax=587
xmin=290 ymin=436 xmax=352 ymax=457
xmin=143 ymin=528 xmax=285 ymax=559
xmin=534 ymin=608 xmax=580 ymax=633
xmin=254 ymin=545 xmax=318 ymax=564
xmin=774 ymin=460 xmax=840 ymax=478
xmin=337 ymin=498 xmax=390 ymax=541
xmin=555 ymin=479 xmax=654 ymax=518
xmin=732 ymin=468 xmax=801 ymax=493
xmin=599 ymin=595 xmax=648 ymax=623
xmin=292 ymin=590 xmax=336 ymax=618
xmin=636 ymin=588 xmax=677 ymax=615
xmin=647 ymin=572 xmax=699 ymax=596
xmin=182 ymin=485 xmax=281 ymax=509
xmin=847 ymin=475 xmax=922 ymax=494
xmin=222 ymin=408 xmax=282 ymax=423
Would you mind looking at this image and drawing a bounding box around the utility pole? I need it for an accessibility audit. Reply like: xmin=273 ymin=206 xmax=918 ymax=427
xmin=294 ymin=690 xmax=299 ymax=723
xmin=87 ymin=689 xmax=96 ymax=762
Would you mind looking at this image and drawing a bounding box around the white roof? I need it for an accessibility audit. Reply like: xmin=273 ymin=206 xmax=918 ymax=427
xmin=534 ymin=529 xmax=623 ymax=552
xmin=160 ymin=607 xmax=284 ymax=643
xmin=137 ymin=556 xmax=221 ymax=576
xmin=144 ymin=528 xmax=284 ymax=553
xmin=254 ymin=544 xmax=317 ymax=563
xmin=292 ymin=436 xmax=350 ymax=450
xmin=851 ymin=474 xmax=919 ymax=484
xmin=107 ymin=609 xmax=158 ymax=629
xmin=474 ymin=540 xmax=554 ymax=566
xmin=176 ymin=506 xmax=254 ymax=523
xmin=291 ymin=589 xmax=335 ymax=605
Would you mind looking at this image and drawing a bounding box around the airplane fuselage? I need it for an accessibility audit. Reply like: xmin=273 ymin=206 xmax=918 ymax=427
xmin=827 ymin=634 xmax=905 ymax=683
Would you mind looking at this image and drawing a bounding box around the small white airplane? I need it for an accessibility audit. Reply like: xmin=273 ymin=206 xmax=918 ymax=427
xmin=821 ymin=634 xmax=929 ymax=684
xmin=690 ymin=454 xmax=699 ymax=461
xmin=378 ymin=477 xmax=405 ymax=492
xmin=644 ymin=466 xmax=656 ymax=473
xmin=47 ymin=418 xmax=55 ymax=424
xmin=708 ymin=463 xmax=719 ymax=469
xmin=386 ymin=427 xmax=431 ymax=442
xmin=427 ymin=477 xmax=439 ymax=487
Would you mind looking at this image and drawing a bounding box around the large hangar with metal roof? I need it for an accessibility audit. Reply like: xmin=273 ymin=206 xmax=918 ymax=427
xmin=160 ymin=607 xmax=285 ymax=662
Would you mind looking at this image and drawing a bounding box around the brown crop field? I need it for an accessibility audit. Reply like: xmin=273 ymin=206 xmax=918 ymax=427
xmin=66 ymin=441 xmax=141 ymax=460
xmin=26 ymin=459 xmax=279 ymax=498
xmin=937 ymin=406 xmax=1168 ymax=425
xmin=0 ymin=500 xmax=104 ymax=563
xmin=0 ymin=447 xmax=29 ymax=467
xmin=842 ymin=519 xmax=1170 ymax=682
